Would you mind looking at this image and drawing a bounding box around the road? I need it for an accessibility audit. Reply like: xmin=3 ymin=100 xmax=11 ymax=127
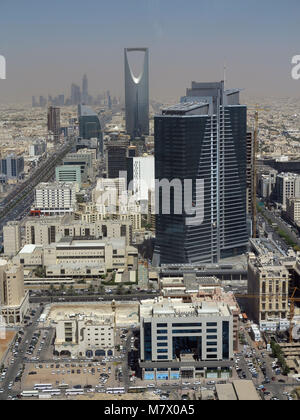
xmin=0 ymin=138 xmax=76 ymax=238
xmin=0 ymin=307 xmax=44 ymax=400
xmin=29 ymin=293 xmax=159 ymax=305
xmin=260 ymin=205 xmax=300 ymax=247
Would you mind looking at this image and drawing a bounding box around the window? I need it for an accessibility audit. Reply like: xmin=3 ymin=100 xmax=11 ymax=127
xmin=157 ymin=330 xmax=168 ymax=334
xmin=207 ymin=348 xmax=217 ymax=353
xmin=157 ymin=349 xmax=168 ymax=353
xmin=157 ymin=323 xmax=167 ymax=327
xmin=207 ymin=342 xmax=217 ymax=346
xmin=207 ymin=329 xmax=217 ymax=333
xmin=207 ymin=335 xmax=217 ymax=340
xmin=172 ymin=330 xmax=202 ymax=334
xmin=206 ymin=323 xmax=217 ymax=327
xmin=157 ymin=342 xmax=167 ymax=347
xmin=157 ymin=336 xmax=168 ymax=340
xmin=172 ymin=323 xmax=202 ymax=327
xmin=157 ymin=356 xmax=168 ymax=360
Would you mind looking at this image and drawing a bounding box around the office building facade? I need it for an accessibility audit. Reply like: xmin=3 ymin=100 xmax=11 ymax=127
xmin=106 ymin=140 xmax=129 ymax=179
xmin=55 ymin=165 xmax=81 ymax=186
xmin=78 ymin=104 xmax=103 ymax=155
xmin=0 ymin=154 xmax=24 ymax=180
xmin=154 ymin=82 xmax=248 ymax=265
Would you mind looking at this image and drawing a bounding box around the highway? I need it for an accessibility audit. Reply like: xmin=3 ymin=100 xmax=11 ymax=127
xmin=0 ymin=307 xmax=44 ymax=401
xmin=29 ymin=293 xmax=159 ymax=304
xmin=0 ymin=138 xmax=76 ymax=239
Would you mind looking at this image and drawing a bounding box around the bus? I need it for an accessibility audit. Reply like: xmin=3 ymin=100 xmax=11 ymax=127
xmin=42 ymin=389 xmax=61 ymax=396
xmin=21 ymin=390 xmax=39 ymax=397
xmin=58 ymin=383 xmax=69 ymax=390
xmin=128 ymin=386 xmax=147 ymax=393
xmin=106 ymin=387 xmax=125 ymax=394
xmin=65 ymin=389 xmax=84 ymax=395
xmin=34 ymin=384 xmax=53 ymax=390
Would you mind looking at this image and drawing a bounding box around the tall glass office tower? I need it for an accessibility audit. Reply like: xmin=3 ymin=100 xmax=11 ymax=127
xmin=124 ymin=48 xmax=149 ymax=138
xmin=154 ymin=82 xmax=248 ymax=265
xmin=78 ymin=104 xmax=103 ymax=155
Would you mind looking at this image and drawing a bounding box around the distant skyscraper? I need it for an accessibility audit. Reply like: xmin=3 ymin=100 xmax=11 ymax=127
xmin=71 ymin=83 xmax=81 ymax=105
xmin=154 ymin=81 xmax=248 ymax=266
xmin=124 ymin=48 xmax=149 ymax=138
xmin=78 ymin=104 xmax=103 ymax=155
xmin=107 ymin=90 xmax=112 ymax=110
xmin=39 ymin=96 xmax=47 ymax=108
xmin=32 ymin=96 xmax=37 ymax=107
xmin=82 ymin=74 xmax=89 ymax=104
xmin=47 ymin=106 xmax=61 ymax=143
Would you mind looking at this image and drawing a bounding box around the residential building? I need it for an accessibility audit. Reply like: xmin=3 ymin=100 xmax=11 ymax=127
xmin=3 ymin=221 xmax=21 ymax=257
xmin=0 ymin=260 xmax=29 ymax=325
xmin=248 ymin=238 xmax=290 ymax=328
xmin=33 ymin=182 xmax=78 ymax=215
xmin=287 ymin=197 xmax=300 ymax=225
xmin=276 ymin=172 xmax=300 ymax=209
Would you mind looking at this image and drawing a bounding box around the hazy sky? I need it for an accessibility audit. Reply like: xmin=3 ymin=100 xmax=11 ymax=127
xmin=0 ymin=0 xmax=300 ymax=103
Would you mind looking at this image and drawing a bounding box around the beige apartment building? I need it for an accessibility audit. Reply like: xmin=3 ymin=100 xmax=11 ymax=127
xmin=3 ymin=221 xmax=22 ymax=257
xmin=0 ymin=259 xmax=29 ymax=325
xmin=248 ymin=246 xmax=289 ymax=327
xmin=54 ymin=313 xmax=115 ymax=358
xmin=25 ymin=215 xmax=132 ymax=246
xmin=286 ymin=197 xmax=300 ymax=225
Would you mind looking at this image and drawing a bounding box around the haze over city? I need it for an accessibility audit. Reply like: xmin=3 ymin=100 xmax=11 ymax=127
xmin=0 ymin=0 xmax=300 ymax=103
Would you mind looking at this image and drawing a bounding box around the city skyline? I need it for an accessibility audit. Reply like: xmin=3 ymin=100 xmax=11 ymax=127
xmin=0 ymin=0 xmax=300 ymax=103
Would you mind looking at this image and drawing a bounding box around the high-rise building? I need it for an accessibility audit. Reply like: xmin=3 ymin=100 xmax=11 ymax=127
xmin=82 ymin=74 xmax=89 ymax=104
xmin=276 ymin=172 xmax=300 ymax=209
xmin=33 ymin=182 xmax=78 ymax=216
xmin=154 ymin=82 xmax=248 ymax=265
xmin=47 ymin=106 xmax=61 ymax=143
xmin=248 ymin=239 xmax=289 ymax=327
xmin=71 ymin=83 xmax=81 ymax=105
xmin=3 ymin=221 xmax=21 ymax=257
xmin=127 ymin=155 xmax=155 ymax=201
xmin=0 ymin=260 xmax=29 ymax=325
xmin=246 ymin=131 xmax=254 ymax=216
xmin=39 ymin=96 xmax=47 ymax=108
xmin=0 ymin=154 xmax=24 ymax=179
xmin=106 ymin=140 xmax=129 ymax=179
xmin=78 ymin=104 xmax=103 ymax=155
xmin=124 ymin=48 xmax=149 ymax=138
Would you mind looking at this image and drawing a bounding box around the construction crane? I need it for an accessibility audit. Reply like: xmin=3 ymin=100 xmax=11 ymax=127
xmin=248 ymin=106 xmax=270 ymax=238
xmin=235 ymin=287 xmax=300 ymax=343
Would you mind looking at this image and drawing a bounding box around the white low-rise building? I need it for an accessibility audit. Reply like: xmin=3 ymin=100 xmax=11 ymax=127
xmin=54 ymin=313 xmax=115 ymax=358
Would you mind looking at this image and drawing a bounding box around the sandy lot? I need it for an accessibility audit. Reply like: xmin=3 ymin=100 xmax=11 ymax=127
xmin=0 ymin=330 xmax=16 ymax=362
